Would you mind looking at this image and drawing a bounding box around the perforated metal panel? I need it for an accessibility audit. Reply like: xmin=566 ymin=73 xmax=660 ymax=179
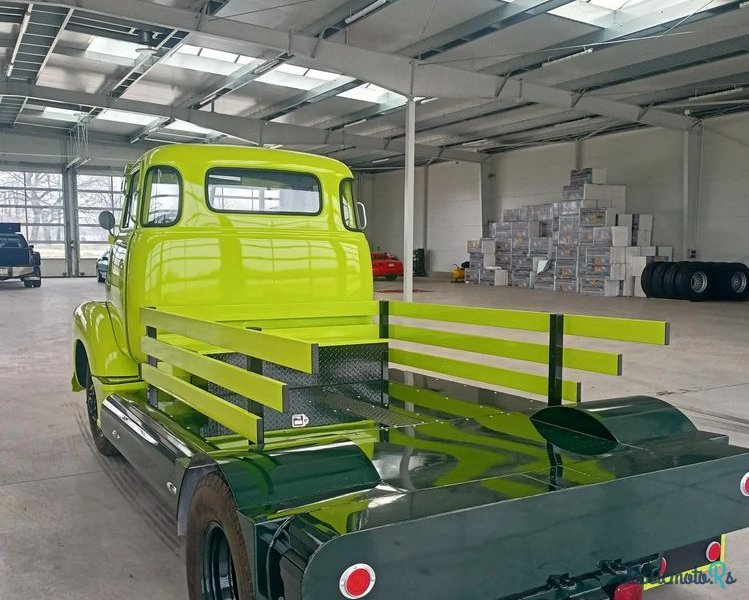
xmin=201 ymin=344 xmax=389 ymax=438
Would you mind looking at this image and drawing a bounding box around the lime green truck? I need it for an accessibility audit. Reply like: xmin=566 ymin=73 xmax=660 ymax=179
xmin=72 ymin=144 xmax=749 ymax=600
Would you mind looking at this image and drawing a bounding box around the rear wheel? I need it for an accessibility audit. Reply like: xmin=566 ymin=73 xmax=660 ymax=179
xmin=85 ymin=370 xmax=119 ymax=457
xmin=649 ymin=262 xmax=674 ymax=298
xmin=23 ymin=280 xmax=33 ymax=288
xmin=715 ymin=262 xmax=749 ymax=301
xmin=674 ymin=262 xmax=715 ymax=302
xmin=186 ymin=473 xmax=255 ymax=600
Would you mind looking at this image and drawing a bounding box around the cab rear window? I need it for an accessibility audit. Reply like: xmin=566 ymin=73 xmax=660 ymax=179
xmin=206 ymin=168 xmax=321 ymax=215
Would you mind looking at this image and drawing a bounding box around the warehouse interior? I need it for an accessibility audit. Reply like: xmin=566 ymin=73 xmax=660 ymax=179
xmin=1 ymin=0 xmax=749 ymax=599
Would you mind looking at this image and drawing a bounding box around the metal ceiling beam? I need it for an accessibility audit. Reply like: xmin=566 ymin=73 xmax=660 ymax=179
xmin=28 ymin=0 xmax=697 ymax=130
xmin=0 ymin=4 xmax=72 ymax=126
xmin=399 ymin=0 xmax=575 ymax=59
xmin=486 ymin=0 xmax=740 ymax=75
xmin=247 ymin=76 xmax=359 ymax=120
xmin=183 ymin=0 xmax=402 ymax=109
xmin=0 ymin=81 xmax=489 ymax=162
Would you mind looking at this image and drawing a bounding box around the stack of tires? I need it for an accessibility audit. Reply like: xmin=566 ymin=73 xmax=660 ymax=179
xmin=642 ymin=261 xmax=749 ymax=301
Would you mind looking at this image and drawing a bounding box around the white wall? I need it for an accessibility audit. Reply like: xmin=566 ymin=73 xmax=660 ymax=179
xmin=361 ymin=161 xmax=481 ymax=272
xmin=361 ymin=112 xmax=749 ymax=268
xmin=489 ymin=113 xmax=749 ymax=262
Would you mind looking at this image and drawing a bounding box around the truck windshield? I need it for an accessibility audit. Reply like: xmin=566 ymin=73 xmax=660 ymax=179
xmin=206 ymin=168 xmax=320 ymax=215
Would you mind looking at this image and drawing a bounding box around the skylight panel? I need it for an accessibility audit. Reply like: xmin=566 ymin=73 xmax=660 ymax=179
xmin=338 ymin=83 xmax=395 ymax=104
xmin=274 ymin=64 xmax=307 ymax=76
xmin=97 ymin=109 xmax=158 ymax=126
xmin=164 ymin=120 xmax=214 ymax=135
xmin=199 ymin=48 xmax=238 ymax=63
xmin=549 ymin=1 xmax=612 ymax=25
xmin=87 ymin=37 xmax=141 ymax=60
xmin=306 ymin=69 xmax=340 ymax=81
xmin=176 ymin=44 xmax=201 ymax=56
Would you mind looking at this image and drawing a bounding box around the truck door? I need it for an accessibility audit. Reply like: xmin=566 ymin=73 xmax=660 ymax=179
xmin=108 ymin=168 xmax=140 ymax=352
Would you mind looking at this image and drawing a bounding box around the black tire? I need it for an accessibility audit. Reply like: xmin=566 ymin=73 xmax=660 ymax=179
xmin=715 ymin=262 xmax=749 ymax=301
xmin=23 ymin=280 xmax=33 ymax=288
xmin=85 ymin=370 xmax=119 ymax=457
xmin=641 ymin=262 xmax=667 ymax=297
xmin=660 ymin=262 xmax=683 ymax=299
xmin=32 ymin=278 xmax=41 ymax=288
xmin=674 ymin=262 xmax=715 ymax=302
xmin=384 ymin=275 xmax=398 ymax=281
xmin=97 ymin=273 xmax=105 ymax=283
xmin=650 ymin=262 xmax=675 ymax=298
xmin=186 ymin=473 xmax=255 ymax=600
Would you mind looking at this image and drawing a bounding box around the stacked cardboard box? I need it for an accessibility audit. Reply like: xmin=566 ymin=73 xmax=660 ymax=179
xmin=466 ymin=167 xmax=668 ymax=297
xmin=465 ymin=238 xmax=510 ymax=286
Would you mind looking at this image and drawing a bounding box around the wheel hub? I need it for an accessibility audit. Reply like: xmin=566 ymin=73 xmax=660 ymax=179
xmin=731 ymin=272 xmax=747 ymax=294
xmin=202 ymin=523 xmax=239 ymax=600
xmin=690 ymin=271 xmax=708 ymax=294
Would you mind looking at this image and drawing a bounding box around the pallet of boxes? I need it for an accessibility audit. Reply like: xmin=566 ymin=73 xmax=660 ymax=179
xmin=465 ymin=237 xmax=509 ymax=286
xmin=466 ymin=168 xmax=672 ymax=296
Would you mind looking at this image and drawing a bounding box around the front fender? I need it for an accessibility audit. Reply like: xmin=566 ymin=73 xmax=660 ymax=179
xmin=72 ymin=301 xmax=139 ymax=389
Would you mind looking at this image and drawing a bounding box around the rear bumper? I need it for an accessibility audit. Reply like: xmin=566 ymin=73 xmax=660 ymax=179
xmin=372 ymin=266 xmax=403 ymax=277
xmin=0 ymin=265 xmax=36 ymax=280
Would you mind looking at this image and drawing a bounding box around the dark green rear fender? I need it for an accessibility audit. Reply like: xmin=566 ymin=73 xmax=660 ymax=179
xmin=176 ymin=443 xmax=381 ymax=600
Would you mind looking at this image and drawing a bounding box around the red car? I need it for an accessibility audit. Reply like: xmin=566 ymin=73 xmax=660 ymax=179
xmin=371 ymin=252 xmax=403 ymax=280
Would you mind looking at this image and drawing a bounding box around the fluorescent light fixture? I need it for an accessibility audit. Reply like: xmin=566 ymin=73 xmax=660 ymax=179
xmin=372 ymin=158 xmax=390 ymax=164
xmin=419 ymin=97 xmax=438 ymax=104
xmin=344 ymin=0 xmax=387 ymax=24
xmin=42 ymin=107 xmax=85 ymax=121
xmin=343 ymin=118 xmax=367 ymax=128
xmin=688 ymin=87 xmax=744 ymax=102
xmin=542 ymin=47 xmax=593 ymax=68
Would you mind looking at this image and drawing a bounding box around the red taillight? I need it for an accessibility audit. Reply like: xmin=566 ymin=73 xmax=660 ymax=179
xmin=706 ymin=541 xmax=722 ymax=563
xmin=612 ymin=582 xmax=643 ymax=600
xmin=741 ymin=472 xmax=749 ymax=497
xmin=659 ymin=557 xmax=668 ymax=576
xmin=339 ymin=564 xmax=376 ymax=599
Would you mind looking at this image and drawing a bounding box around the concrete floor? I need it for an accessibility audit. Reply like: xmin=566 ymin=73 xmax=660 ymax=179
xmin=1 ymin=277 xmax=747 ymax=599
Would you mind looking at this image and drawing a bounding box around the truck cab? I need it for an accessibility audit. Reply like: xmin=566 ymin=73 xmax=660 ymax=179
xmin=73 ymin=144 xmax=371 ymax=387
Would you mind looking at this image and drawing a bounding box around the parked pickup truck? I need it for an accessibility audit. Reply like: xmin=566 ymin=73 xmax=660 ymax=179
xmin=72 ymin=144 xmax=749 ymax=600
xmin=0 ymin=223 xmax=41 ymax=288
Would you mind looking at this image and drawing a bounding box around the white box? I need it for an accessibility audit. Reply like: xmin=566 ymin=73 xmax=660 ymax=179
xmin=634 ymin=276 xmax=646 ymax=297
xmin=494 ymin=269 xmax=509 ymax=286
xmin=612 ymin=226 xmax=630 ymax=247
xmin=640 ymin=246 xmax=656 ymax=256
xmin=617 ymin=213 xmax=633 ymax=228
xmin=633 ymin=214 xmax=654 ymax=230
xmin=480 ymin=238 xmax=496 ymax=254
xmin=621 ymin=277 xmax=635 ymax=297
xmin=635 ymin=229 xmax=652 ymax=246
xmin=629 ymin=256 xmax=648 ymax=277
xmin=483 ymin=252 xmax=496 ymax=267
xmin=605 ymin=280 xmax=621 ymax=296
xmin=657 ymin=246 xmax=673 ymax=260
xmin=626 ymin=247 xmax=641 ymax=261
xmin=610 ymin=264 xmax=626 ymax=280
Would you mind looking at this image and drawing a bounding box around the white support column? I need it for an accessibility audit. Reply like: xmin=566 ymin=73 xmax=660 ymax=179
xmin=683 ymin=126 xmax=703 ymax=260
xmin=403 ymin=97 xmax=416 ymax=302
xmin=62 ymin=166 xmax=79 ymax=277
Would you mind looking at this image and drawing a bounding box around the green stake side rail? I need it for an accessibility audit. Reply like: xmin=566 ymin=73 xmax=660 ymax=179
xmin=71 ymin=145 xmax=747 ymax=600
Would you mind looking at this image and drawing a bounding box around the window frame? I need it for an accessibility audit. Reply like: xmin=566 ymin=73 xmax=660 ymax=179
xmin=204 ymin=167 xmax=324 ymax=217
xmin=141 ymin=165 xmax=183 ymax=228
xmin=121 ymin=169 xmax=141 ymax=230
xmin=339 ymin=178 xmax=362 ymax=232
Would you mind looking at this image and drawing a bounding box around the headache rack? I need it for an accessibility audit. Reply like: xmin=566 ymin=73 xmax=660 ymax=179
xmin=140 ymin=300 xmax=669 ymax=445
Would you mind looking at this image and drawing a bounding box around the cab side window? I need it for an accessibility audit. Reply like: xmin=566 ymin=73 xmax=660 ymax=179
xmin=142 ymin=167 xmax=181 ymax=227
xmin=122 ymin=171 xmax=141 ymax=230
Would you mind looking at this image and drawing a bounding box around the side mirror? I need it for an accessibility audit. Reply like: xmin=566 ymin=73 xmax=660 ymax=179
xmin=28 ymin=244 xmax=34 ymax=250
xmin=98 ymin=210 xmax=116 ymax=232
